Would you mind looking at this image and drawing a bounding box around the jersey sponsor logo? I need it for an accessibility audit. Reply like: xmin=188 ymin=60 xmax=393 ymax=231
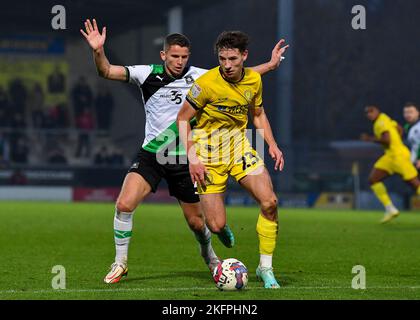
xmin=184 ymin=75 xmax=194 ymax=85
xmin=217 ymin=105 xmax=249 ymax=115
xmin=190 ymin=83 xmax=202 ymax=99
xmin=160 ymin=89 xmax=183 ymax=105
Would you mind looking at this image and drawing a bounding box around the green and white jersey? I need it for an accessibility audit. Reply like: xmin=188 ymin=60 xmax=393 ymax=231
xmin=406 ymin=120 xmax=420 ymax=163
xmin=125 ymin=64 xmax=207 ymax=155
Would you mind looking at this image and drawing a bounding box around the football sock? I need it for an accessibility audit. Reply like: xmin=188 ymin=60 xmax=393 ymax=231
xmin=259 ymin=254 xmax=273 ymax=269
xmin=194 ymin=225 xmax=218 ymax=265
xmin=256 ymin=213 xmax=278 ymax=267
xmin=114 ymin=210 xmax=133 ymax=265
xmin=416 ymin=186 xmax=420 ymax=195
xmin=371 ymin=182 xmax=392 ymax=207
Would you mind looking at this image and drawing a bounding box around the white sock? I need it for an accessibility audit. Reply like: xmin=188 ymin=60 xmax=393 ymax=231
xmin=114 ymin=210 xmax=133 ymax=265
xmin=385 ymin=204 xmax=398 ymax=213
xmin=259 ymin=254 xmax=273 ymax=269
xmin=194 ymin=225 xmax=218 ymax=264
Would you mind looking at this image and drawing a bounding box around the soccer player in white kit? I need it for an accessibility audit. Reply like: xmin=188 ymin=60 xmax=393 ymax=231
xmin=403 ymin=102 xmax=420 ymax=169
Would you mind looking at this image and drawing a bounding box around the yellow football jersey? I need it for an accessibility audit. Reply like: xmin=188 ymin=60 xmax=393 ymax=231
xmin=373 ymin=113 xmax=410 ymax=157
xmin=186 ymin=66 xmax=262 ymax=163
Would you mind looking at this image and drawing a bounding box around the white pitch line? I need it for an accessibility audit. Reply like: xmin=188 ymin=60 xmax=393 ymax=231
xmin=2 ymin=286 xmax=420 ymax=294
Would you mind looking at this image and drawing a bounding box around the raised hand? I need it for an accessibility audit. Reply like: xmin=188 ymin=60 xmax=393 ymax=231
xmin=269 ymin=39 xmax=290 ymax=69
xmin=80 ymin=18 xmax=106 ymax=51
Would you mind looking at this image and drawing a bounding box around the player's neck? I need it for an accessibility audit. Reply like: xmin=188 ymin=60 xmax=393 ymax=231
xmin=164 ymin=64 xmax=186 ymax=79
xmin=219 ymin=67 xmax=245 ymax=83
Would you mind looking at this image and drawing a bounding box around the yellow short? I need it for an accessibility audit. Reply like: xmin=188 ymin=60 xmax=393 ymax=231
xmin=374 ymin=154 xmax=418 ymax=181
xmin=197 ymin=146 xmax=265 ymax=194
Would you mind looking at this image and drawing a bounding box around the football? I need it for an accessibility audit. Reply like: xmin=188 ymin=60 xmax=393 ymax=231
xmin=213 ymin=258 xmax=248 ymax=291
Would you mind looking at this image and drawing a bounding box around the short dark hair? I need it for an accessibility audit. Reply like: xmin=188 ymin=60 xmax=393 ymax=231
xmin=404 ymin=102 xmax=419 ymax=110
xmin=164 ymin=33 xmax=191 ymax=51
xmin=214 ymin=31 xmax=249 ymax=53
xmin=365 ymin=105 xmax=380 ymax=112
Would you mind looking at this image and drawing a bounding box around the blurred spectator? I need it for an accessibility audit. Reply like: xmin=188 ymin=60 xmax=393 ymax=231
xmin=71 ymin=76 xmax=93 ymax=117
xmin=29 ymin=83 xmax=45 ymax=112
xmin=94 ymin=146 xmax=110 ymax=165
xmin=0 ymin=132 xmax=10 ymax=163
xmin=0 ymin=86 xmax=11 ymax=127
xmin=32 ymin=105 xmax=47 ymax=128
xmin=49 ymin=103 xmax=69 ymax=128
xmin=10 ymin=136 xmax=29 ymax=164
xmin=10 ymin=112 xmax=26 ymax=129
xmin=0 ymin=108 xmax=11 ymax=127
xmin=75 ymin=107 xmax=95 ymax=158
xmin=8 ymin=78 xmax=27 ymax=115
xmin=48 ymin=64 xmax=66 ymax=93
xmin=95 ymin=86 xmax=114 ymax=131
xmin=109 ymin=147 xmax=125 ymax=165
xmin=48 ymin=147 xmax=68 ymax=164
xmin=9 ymin=169 xmax=28 ymax=185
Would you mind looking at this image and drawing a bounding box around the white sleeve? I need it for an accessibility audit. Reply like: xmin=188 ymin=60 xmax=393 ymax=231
xmin=125 ymin=65 xmax=153 ymax=86
xmin=411 ymin=145 xmax=418 ymax=164
xmin=412 ymin=130 xmax=420 ymax=163
xmin=190 ymin=66 xmax=209 ymax=78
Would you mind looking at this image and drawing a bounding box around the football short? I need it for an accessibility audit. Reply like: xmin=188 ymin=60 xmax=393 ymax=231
xmin=128 ymin=148 xmax=199 ymax=203
xmin=374 ymin=154 xmax=418 ymax=181
xmin=197 ymin=145 xmax=265 ymax=194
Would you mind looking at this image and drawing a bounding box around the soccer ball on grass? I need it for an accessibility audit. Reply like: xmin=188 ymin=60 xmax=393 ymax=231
xmin=213 ymin=258 xmax=248 ymax=291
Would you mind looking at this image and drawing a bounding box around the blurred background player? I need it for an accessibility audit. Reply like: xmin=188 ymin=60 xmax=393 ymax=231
xmin=177 ymin=31 xmax=285 ymax=289
xmin=80 ymin=19 xmax=289 ymax=283
xmin=361 ymin=105 xmax=420 ymax=223
xmin=403 ymin=102 xmax=420 ymax=169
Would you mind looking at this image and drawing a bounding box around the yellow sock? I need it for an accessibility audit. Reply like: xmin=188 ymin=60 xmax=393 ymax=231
xmin=416 ymin=186 xmax=420 ymax=195
xmin=371 ymin=182 xmax=392 ymax=207
xmin=256 ymin=213 xmax=278 ymax=255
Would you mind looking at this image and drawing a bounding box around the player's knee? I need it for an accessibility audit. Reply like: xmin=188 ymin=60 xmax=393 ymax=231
xmin=115 ymin=199 xmax=137 ymax=213
xmin=206 ymin=222 xmax=225 ymax=234
xmin=368 ymin=176 xmax=377 ymax=186
xmin=260 ymin=196 xmax=278 ymax=219
xmin=187 ymin=215 xmax=205 ymax=232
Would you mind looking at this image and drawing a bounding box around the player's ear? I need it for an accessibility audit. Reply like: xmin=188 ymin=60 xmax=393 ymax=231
xmin=242 ymin=50 xmax=249 ymax=62
xmin=160 ymin=50 xmax=166 ymax=62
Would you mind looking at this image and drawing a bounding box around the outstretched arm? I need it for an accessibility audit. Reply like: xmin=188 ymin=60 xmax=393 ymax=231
xmin=80 ymin=19 xmax=127 ymax=81
xmin=250 ymin=39 xmax=289 ymax=76
xmin=250 ymin=106 xmax=285 ymax=171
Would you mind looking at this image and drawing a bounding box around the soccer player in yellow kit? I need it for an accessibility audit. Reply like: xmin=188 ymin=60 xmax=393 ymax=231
xmin=361 ymin=105 xmax=420 ymax=223
xmin=177 ymin=31 xmax=285 ymax=288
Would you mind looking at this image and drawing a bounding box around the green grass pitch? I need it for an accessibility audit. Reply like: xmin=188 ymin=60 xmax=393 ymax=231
xmin=1 ymin=201 xmax=420 ymax=300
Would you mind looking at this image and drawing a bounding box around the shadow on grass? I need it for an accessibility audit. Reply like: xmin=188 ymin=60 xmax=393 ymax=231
xmin=122 ymin=271 xmax=211 ymax=283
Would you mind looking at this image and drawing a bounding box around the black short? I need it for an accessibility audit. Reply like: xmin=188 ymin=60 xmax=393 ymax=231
xmin=128 ymin=148 xmax=199 ymax=203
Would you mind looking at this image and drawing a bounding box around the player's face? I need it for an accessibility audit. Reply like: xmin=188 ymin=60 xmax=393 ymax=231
xmin=403 ymin=106 xmax=420 ymax=124
xmin=218 ymin=48 xmax=248 ymax=81
xmin=365 ymin=107 xmax=379 ymax=121
xmin=160 ymin=45 xmax=190 ymax=77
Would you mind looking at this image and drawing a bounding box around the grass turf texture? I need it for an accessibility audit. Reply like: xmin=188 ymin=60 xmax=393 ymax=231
xmin=1 ymin=201 xmax=420 ymax=300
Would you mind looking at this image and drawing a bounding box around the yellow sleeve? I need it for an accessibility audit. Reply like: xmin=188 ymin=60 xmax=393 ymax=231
xmin=186 ymin=79 xmax=210 ymax=110
xmin=374 ymin=117 xmax=389 ymax=137
xmin=254 ymin=77 xmax=263 ymax=108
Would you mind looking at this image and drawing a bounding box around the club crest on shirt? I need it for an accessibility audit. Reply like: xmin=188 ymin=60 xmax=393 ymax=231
xmin=244 ymin=90 xmax=253 ymax=102
xmin=184 ymin=75 xmax=194 ymax=85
